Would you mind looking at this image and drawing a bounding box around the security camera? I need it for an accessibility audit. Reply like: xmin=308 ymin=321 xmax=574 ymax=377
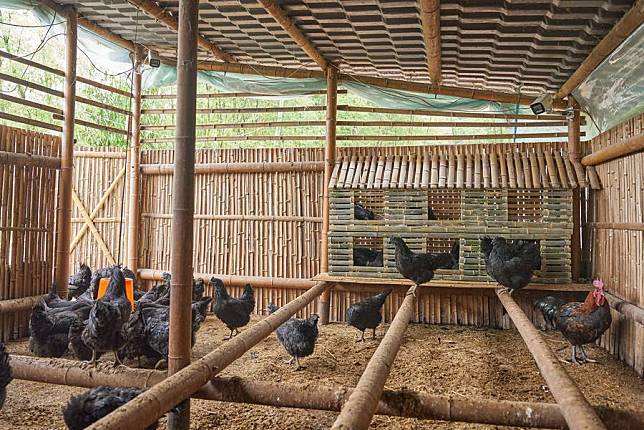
xmin=530 ymin=93 xmax=553 ymax=115
xmin=146 ymin=49 xmax=161 ymax=68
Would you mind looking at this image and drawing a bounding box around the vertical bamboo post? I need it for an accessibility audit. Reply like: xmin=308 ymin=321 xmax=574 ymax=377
xmin=568 ymin=97 xmax=581 ymax=281
xmin=318 ymin=67 xmax=337 ymax=325
xmin=53 ymin=6 xmax=77 ymax=298
xmin=127 ymin=46 xmax=143 ymax=274
xmin=167 ymin=0 xmax=199 ymax=427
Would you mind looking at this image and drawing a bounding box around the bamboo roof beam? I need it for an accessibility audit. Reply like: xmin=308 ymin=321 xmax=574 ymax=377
xmin=419 ymin=0 xmax=442 ymax=84
xmin=581 ymin=133 xmax=644 ymax=166
xmin=555 ymin=0 xmax=644 ymax=99
xmin=126 ymin=0 xmax=235 ymax=63
xmin=256 ymin=0 xmax=329 ymax=70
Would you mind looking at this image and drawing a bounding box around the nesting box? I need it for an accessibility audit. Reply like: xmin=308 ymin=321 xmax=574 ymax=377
xmin=328 ymin=149 xmax=588 ymax=284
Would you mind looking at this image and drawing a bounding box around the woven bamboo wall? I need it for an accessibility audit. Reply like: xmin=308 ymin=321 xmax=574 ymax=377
xmin=583 ymin=113 xmax=643 ymax=375
xmin=70 ymin=147 xmax=129 ymax=274
xmin=0 ymin=125 xmax=59 ymax=341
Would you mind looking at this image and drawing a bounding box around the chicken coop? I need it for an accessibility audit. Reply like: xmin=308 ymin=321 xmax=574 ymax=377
xmin=0 ymin=0 xmax=643 ymax=429
xmin=328 ymin=146 xmax=589 ymax=283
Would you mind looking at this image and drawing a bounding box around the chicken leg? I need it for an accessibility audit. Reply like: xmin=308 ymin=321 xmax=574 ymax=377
xmin=294 ymin=356 xmax=304 ymax=371
xmin=578 ymin=345 xmax=597 ymax=364
xmin=224 ymin=329 xmax=235 ymax=340
xmin=372 ymin=328 xmax=377 ymax=340
xmin=89 ymin=350 xmax=97 ymax=366
xmin=113 ymin=350 xmax=124 ymax=367
xmin=355 ymin=330 xmax=366 ymax=343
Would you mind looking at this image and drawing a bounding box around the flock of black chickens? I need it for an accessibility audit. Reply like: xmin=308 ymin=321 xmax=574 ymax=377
xmin=0 ymin=202 xmax=613 ymax=429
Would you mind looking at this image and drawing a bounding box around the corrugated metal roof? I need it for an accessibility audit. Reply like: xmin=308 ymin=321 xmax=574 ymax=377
xmin=329 ymin=148 xmax=590 ymax=189
xmin=58 ymin=0 xmax=634 ymax=94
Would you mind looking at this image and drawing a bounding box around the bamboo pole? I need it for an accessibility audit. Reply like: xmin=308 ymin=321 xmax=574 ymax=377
xmin=319 ymin=67 xmax=337 ymax=325
xmin=257 ymin=0 xmax=328 ymax=70
xmin=142 ymin=105 xmax=326 ymax=115
xmin=138 ymin=269 xmax=316 ymax=290
xmin=496 ymin=290 xmax=607 ymax=430
xmin=86 ymin=282 xmax=330 ymax=430
xmin=567 ymin=97 xmax=582 ymax=280
xmin=0 ymin=93 xmax=62 ymax=115
xmin=0 ymin=150 xmax=60 ymax=169
xmin=0 ymin=112 xmax=62 ymax=133
xmin=556 ymin=0 xmax=644 ymax=99
xmin=166 ymin=0 xmax=200 ymax=426
xmin=581 ymin=133 xmax=644 ymax=166
xmin=419 ymin=0 xmax=441 ymax=84
xmin=126 ymin=0 xmax=235 ymax=63
xmin=331 ymin=285 xmax=417 ymax=430
xmin=141 ymin=161 xmax=324 ymax=175
xmin=141 ymin=90 xmax=345 ymax=99
xmin=0 ymin=295 xmax=46 ymax=314
xmin=12 ymin=355 xmax=640 ymax=429
xmin=127 ymin=48 xmax=143 ymax=274
xmin=53 ymin=6 xmax=77 ymax=298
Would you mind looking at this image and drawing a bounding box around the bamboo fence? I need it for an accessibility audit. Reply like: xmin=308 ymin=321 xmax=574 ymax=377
xmin=582 ymin=112 xmax=643 ymax=375
xmin=0 ymin=125 xmax=59 ymax=341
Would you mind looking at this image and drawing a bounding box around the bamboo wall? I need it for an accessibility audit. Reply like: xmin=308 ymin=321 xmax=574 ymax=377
xmin=0 ymin=125 xmax=59 ymax=341
xmin=583 ymin=113 xmax=643 ymax=375
xmin=69 ymin=147 xmax=129 ymax=274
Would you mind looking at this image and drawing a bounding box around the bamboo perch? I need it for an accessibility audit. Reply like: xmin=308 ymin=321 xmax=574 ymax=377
xmin=257 ymin=0 xmax=329 ymax=70
xmin=0 ymin=150 xmax=61 ymax=169
xmin=556 ymin=0 xmax=644 ymax=99
xmin=86 ymin=282 xmax=330 ymax=430
xmin=126 ymin=0 xmax=235 ymax=63
xmin=496 ymin=290 xmax=607 ymax=430
xmin=332 ymin=285 xmax=417 ymax=430
xmin=419 ymin=0 xmax=442 ymax=84
xmin=0 ymin=295 xmax=46 ymax=314
xmin=581 ymin=133 xmax=644 ymax=166
xmin=141 ymin=161 xmax=324 ymax=175
xmin=11 ymin=355 xmax=641 ymax=429
xmin=138 ymin=269 xmax=317 ymax=290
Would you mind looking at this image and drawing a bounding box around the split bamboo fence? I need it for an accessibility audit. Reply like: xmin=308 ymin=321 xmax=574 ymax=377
xmin=0 ymin=125 xmax=59 ymax=341
xmin=582 ymin=112 xmax=643 ymax=375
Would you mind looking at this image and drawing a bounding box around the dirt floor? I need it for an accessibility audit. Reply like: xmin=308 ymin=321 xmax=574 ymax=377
xmin=0 ymin=314 xmax=642 ymax=429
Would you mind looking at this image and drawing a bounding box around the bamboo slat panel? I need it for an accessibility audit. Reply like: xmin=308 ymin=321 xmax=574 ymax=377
xmin=0 ymin=125 xmax=59 ymax=341
xmin=70 ymin=146 xmax=128 ymax=273
xmin=582 ymin=112 xmax=643 ymax=376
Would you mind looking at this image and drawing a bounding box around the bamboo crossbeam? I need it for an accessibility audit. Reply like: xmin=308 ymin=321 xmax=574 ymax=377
xmin=556 ymin=0 xmax=644 ymax=98
xmin=198 ymin=61 xmax=325 ymax=79
xmin=139 ymin=269 xmax=317 ymax=290
xmin=496 ymin=290 xmax=607 ymax=430
xmin=0 ymin=49 xmax=131 ymax=97
xmin=591 ymin=222 xmax=644 ymax=232
xmin=141 ymin=105 xmax=326 ymax=115
xmin=141 ymin=90 xmax=346 ymax=99
xmin=73 ymin=151 xmax=127 ymax=159
xmin=0 ymin=93 xmax=61 ymax=115
xmin=87 ymin=281 xmax=330 ymax=429
xmin=581 ymin=133 xmax=644 ymax=166
xmin=257 ymin=0 xmax=329 ymax=70
xmin=0 ymin=111 xmax=62 ymax=132
xmin=141 ymin=132 xmax=573 ymax=145
xmin=126 ymin=0 xmax=235 ymax=63
xmin=0 ymin=72 xmax=130 ymax=115
xmin=0 ymin=295 xmax=46 ymax=314
xmin=52 ymin=114 xmax=128 ymax=135
xmin=337 ymin=105 xmax=565 ymax=121
xmin=140 ymin=161 xmax=324 ymax=175
xmin=419 ymin=0 xmax=441 ymax=84
xmin=12 ymin=355 xmax=640 ymax=429
xmin=332 ymin=285 xmax=417 ymax=430
xmin=605 ymin=292 xmax=644 ymax=326
xmin=141 ymin=120 xmax=566 ymax=131
xmin=0 ymin=150 xmax=61 ymax=169
xmin=141 ymin=213 xmax=322 ymax=223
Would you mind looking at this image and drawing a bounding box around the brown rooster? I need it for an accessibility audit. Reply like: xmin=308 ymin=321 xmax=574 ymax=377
xmin=535 ymin=279 xmax=612 ymax=365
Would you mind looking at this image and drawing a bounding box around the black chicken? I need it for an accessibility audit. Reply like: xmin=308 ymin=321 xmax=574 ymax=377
xmin=212 ymin=278 xmax=254 ymax=339
xmin=63 ymin=386 xmax=159 ymax=430
xmin=480 ymin=237 xmax=541 ymax=294
xmin=68 ymin=318 xmax=95 ymax=361
xmin=390 ymin=236 xmax=457 ymax=285
xmin=193 ymin=278 xmax=205 ymax=301
xmin=354 ymin=203 xmax=375 ymax=220
xmin=346 ymin=289 xmax=392 ymax=342
xmin=29 ymin=301 xmax=90 ymax=358
xmin=353 ymin=247 xmax=383 ymax=267
xmin=534 ymin=296 xmax=565 ymax=330
xmin=68 ymin=264 xmax=92 ymax=299
xmin=267 ymin=304 xmax=319 ymax=370
xmin=136 ymin=273 xmax=171 ymax=305
xmin=534 ymin=280 xmax=612 ymax=365
xmin=81 ymin=267 xmax=132 ymax=365
xmin=0 ymin=342 xmax=11 ymax=410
